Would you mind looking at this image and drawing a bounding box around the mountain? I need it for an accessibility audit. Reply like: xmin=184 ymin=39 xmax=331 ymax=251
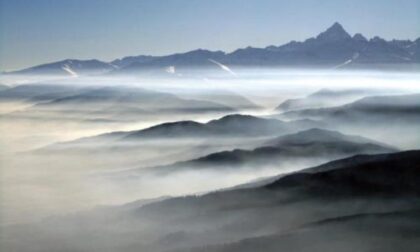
xmin=283 ymin=93 xmax=420 ymax=123
xmin=177 ymin=89 xmax=261 ymax=110
xmin=121 ymin=114 xmax=326 ymax=140
xmin=228 ymin=22 xmax=416 ymax=67
xmin=36 ymin=86 xmax=231 ymax=111
xmin=125 ymin=150 xmax=420 ymax=252
xmin=136 ymin=128 xmax=395 ymax=175
xmin=8 ymin=59 xmax=115 ymax=76
xmin=267 ymin=150 xmax=420 ymax=196
xmin=124 ymin=22 xmax=420 ymax=69
xmin=281 ymin=93 xmax=420 ymax=149
xmin=118 ymin=49 xmax=226 ymax=73
xmin=0 ymin=84 xmax=85 ymax=102
xmin=110 ymin=55 xmax=155 ymax=68
xmin=8 ymin=22 xmax=420 ymax=75
xmin=264 ymin=128 xmax=391 ymax=147
xmin=120 ymin=114 xmax=283 ymax=140
xmin=124 ymin=120 xmax=211 ymax=139
xmin=46 ymin=115 xmax=326 ymax=153
xmin=275 ymin=88 xmax=373 ymax=112
xmin=5 ymin=85 xmax=235 ymax=122
xmin=5 ymin=150 xmax=420 ymax=252
xmin=316 ymin=22 xmax=352 ymax=42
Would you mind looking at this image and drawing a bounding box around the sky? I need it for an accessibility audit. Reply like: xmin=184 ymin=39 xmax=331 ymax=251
xmin=0 ymin=0 xmax=419 ymax=71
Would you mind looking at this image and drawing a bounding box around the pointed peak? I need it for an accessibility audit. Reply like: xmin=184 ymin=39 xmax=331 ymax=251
xmin=316 ymin=22 xmax=351 ymax=42
xmin=325 ymin=22 xmax=347 ymax=34
xmin=353 ymin=33 xmax=368 ymax=42
xmin=370 ymin=36 xmax=386 ymax=43
xmin=330 ymin=22 xmax=344 ymax=30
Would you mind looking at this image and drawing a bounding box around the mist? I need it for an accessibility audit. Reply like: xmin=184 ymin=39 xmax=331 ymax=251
xmin=1 ymin=68 xmax=420 ymax=252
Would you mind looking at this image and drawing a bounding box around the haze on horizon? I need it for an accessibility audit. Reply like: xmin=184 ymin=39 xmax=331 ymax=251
xmin=0 ymin=0 xmax=419 ymax=71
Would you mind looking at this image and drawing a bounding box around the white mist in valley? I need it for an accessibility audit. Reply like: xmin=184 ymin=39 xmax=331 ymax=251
xmin=1 ymin=68 xmax=419 ymax=226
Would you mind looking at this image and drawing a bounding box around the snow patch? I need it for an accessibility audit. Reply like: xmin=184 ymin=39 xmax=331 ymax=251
xmin=333 ymin=52 xmax=359 ymax=69
xmin=62 ymin=64 xmax=78 ymax=77
xmin=208 ymin=59 xmax=237 ymax=76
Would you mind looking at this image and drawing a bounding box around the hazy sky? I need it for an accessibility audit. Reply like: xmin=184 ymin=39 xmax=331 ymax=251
xmin=0 ymin=0 xmax=419 ymax=71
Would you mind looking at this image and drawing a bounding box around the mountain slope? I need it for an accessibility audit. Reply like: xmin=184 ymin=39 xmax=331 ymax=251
xmin=264 ymin=128 xmax=388 ymax=147
xmin=41 ymin=115 xmax=326 ymax=154
xmin=4 ymin=150 xmax=420 ymax=252
xmin=39 ymin=86 xmax=233 ymax=112
xmin=133 ymin=128 xmax=396 ymax=175
xmin=8 ymin=85 xmax=235 ymax=122
xmin=190 ymin=210 xmax=420 ymax=252
xmin=122 ymin=115 xmax=280 ymax=140
xmin=137 ymin=150 xmax=420 ymax=252
xmin=110 ymin=55 xmax=155 ymax=68
xmin=266 ymin=150 xmax=420 ymax=195
xmin=283 ymin=93 xmax=420 ymax=124
xmin=121 ymin=114 xmax=325 ymax=140
xmin=0 ymin=84 xmax=85 ymax=102
xmin=280 ymin=93 xmax=420 ymax=148
xmin=275 ymin=88 xmax=372 ymax=111
xmin=10 ymin=59 xmax=115 ymax=76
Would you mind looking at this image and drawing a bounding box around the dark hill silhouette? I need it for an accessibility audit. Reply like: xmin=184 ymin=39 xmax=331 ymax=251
xmin=133 ymin=128 xmax=396 ymax=175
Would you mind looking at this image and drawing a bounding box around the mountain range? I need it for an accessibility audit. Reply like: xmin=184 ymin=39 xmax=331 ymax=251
xmin=282 ymin=93 xmax=420 ymax=124
xmin=275 ymin=88 xmax=374 ymax=112
xmin=120 ymin=128 xmax=395 ymax=176
xmin=112 ymin=150 xmax=420 ymax=252
xmin=5 ymin=150 xmax=420 ymax=252
xmin=52 ymin=114 xmax=327 ymax=147
xmin=278 ymin=92 xmax=420 ymax=149
xmin=0 ymin=84 xmax=242 ymax=122
xmin=6 ymin=22 xmax=420 ymax=76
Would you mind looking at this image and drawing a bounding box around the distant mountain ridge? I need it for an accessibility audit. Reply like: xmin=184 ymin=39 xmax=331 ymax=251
xmin=54 ymin=114 xmax=326 ymax=145
xmin=275 ymin=88 xmax=373 ymax=112
xmin=0 ymin=84 xmax=237 ymax=123
xmin=7 ymin=22 xmax=420 ymax=76
xmin=10 ymin=59 xmax=116 ymax=76
xmin=283 ymin=93 xmax=420 ymax=121
xmin=127 ymin=128 xmax=396 ymax=175
xmin=279 ymin=92 xmax=420 ymax=149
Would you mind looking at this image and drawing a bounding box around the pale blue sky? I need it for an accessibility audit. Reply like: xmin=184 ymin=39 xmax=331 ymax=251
xmin=0 ymin=0 xmax=419 ymax=71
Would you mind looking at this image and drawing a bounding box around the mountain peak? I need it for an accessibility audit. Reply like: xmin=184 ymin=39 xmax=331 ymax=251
xmin=316 ymin=22 xmax=351 ymax=42
xmin=330 ymin=22 xmax=344 ymax=30
xmin=353 ymin=33 xmax=368 ymax=42
xmin=370 ymin=36 xmax=387 ymax=43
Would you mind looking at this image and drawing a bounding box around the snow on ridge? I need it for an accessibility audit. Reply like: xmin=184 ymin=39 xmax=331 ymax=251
xmin=333 ymin=52 xmax=360 ymax=69
xmin=208 ymin=59 xmax=237 ymax=76
xmin=62 ymin=64 xmax=79 ymax=77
